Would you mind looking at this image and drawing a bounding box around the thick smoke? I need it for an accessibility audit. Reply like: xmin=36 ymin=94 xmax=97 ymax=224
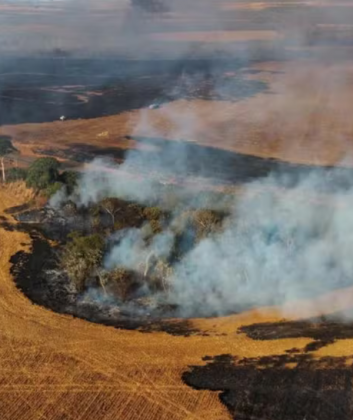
xmin=73 ymin=150 xmax=353 ymax=317
xmin=10 ymin=1 xmax=353 ymax=317
xmin=61 ymin=69 xmax=353 ymax=318
xmin=171 ymin=178 xmax=353 ymax=316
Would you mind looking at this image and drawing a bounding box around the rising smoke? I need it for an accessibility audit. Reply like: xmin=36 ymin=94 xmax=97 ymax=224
xmin=9 ymin=1 xmax=353 ymax=317
xmin=66 ymin=108 xmax=353 ymax=318
xmin=49 ymin=0 xmax=353 ymax=317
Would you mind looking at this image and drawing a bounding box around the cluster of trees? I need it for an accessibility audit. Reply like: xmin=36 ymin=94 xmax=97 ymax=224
xmin=60 ymin=197 xmax=226 ymax=302
xmin=0 ymin=139 xmax=232 ymax=307
xmin=88 ymin=197 xmax=166 ymax=234
xmin=58 ymin=197 xmax=171 ymax=300
xmin=0 ymin=137 xmax=78 ymax=197
xmin=61 ymin=232 xmax=139 ymax=301
xmin=24 ymin=157 xmax=78 ymax=198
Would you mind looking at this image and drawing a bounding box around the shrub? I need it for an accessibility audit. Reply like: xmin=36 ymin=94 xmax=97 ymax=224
xmin=62 ymin=200 xmax=78 ymax=216
xmin=61 ymin=233 xmax=105 ymax=292
xmin=26 ymin=157 xmax=60 ymax=190
xmin=104 ymin=268 xmax=138 ymax=301
xmin=192 ymin=209 xmax=225 ymax=241
xmin=143 ymin=206 xmax=163 ymax=221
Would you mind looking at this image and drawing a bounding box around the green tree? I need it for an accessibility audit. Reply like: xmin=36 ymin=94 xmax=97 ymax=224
xmin=60 ymin=170 xmax=78 ymax=194
xmin=61 ymin=233 xmax=105 ymax=292
xmin=26 ymin=157 xmax=60 ymax=190
xmin=0 ymin=137 xmax=17 ymax=183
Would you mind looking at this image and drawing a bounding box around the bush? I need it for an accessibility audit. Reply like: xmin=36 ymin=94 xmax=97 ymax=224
xmin=6 ymin=167 xmax=27 ymax=182
xmin=61 ymin=232 xmax=105 ymax=292
xmin=143 ymin=206 xmax=163 ymax=221
xmin=104 ymin=268 xmax=138 ymax=301
xmin=26 ymin=157 xmax=60 ymax=190
xmin=192 ymin=209 xmax=225 ymax=241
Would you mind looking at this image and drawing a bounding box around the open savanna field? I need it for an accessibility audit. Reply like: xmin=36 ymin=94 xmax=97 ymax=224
xmin=3 ymin=1 xmax=353 ymax=419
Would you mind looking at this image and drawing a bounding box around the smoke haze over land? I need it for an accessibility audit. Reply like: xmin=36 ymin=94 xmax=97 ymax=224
xmin=7 ymin=0 xmax=353 ymax=318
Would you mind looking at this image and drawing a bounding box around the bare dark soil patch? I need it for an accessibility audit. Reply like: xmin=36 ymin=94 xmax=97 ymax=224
xmin=0 ymin=57 xmax=267 ymax=125
xmin=183 ymin=352 xmax=353 ymax=420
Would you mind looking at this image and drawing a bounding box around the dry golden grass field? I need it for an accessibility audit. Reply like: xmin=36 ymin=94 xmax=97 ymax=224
xmin=3 ymin=1 xmax=353 ymax=419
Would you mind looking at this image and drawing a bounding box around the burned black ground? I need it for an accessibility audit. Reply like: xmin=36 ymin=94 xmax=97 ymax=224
xmin=240 ymin=318 xmax=353 ymax=352
xmin=183 ymin=352 xmax=353 ymax=420
xmin=3 ymin=217 xmax=203 ymax=337
xmin=0 ymin=57 xmax=267 ymax=126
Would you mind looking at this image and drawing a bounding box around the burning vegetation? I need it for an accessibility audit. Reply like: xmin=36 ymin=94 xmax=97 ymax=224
xmin=5 ymin=133 xmax=353 ymax=325
xmin=4 ymin=153 xmax=229 ymax=322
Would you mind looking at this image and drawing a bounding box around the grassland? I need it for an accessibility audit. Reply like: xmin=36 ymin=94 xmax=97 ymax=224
xmin=2 ymin=1 xmax=353 ymax=419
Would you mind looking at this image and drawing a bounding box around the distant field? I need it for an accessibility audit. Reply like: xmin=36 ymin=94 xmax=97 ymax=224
xmin=3 ymin=0 xmax=353 ymax=54
xmin=2 ymin=58 xmax=353 ymax=171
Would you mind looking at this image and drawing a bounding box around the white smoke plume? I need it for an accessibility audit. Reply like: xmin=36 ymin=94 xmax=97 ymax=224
xmin=13 ymin=0 xmax=353 ymax=317
xmin=68 ymin=95 xmax=353 ymax=317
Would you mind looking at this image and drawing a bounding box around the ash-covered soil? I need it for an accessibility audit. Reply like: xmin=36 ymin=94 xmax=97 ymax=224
xmin=183 ymin=352 xmax=353 ymax=420
xmin=240 ymin=318 xmax=353 ymax=352
xmin=182 ymin=316 xmax=353 ymax=418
